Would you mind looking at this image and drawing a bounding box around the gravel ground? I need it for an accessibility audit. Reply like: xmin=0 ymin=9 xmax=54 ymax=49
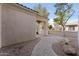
xmin=51 ymin=31 xmax=78 ymax=56
xmin=52 ymin=40 xmax=78 ymax=56
xmin=0 ymin=31 xmax=78 ymax=56
xmin=52 ymin=41 xmax=67 ymax=56
xmin=0 ymin=38 xmax=40 ymax=56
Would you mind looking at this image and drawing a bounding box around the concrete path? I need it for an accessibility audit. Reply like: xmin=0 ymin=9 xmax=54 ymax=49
xmin=31 ymin=36 xmax=64 ymax=56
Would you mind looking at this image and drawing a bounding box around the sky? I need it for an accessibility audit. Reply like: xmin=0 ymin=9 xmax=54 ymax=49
xmin=22 ymin=3 xmax=79 ymax=24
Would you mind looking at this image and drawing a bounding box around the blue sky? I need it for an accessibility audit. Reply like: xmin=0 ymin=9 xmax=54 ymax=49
xmin=22 ymin=3 xmax=78 ymax=23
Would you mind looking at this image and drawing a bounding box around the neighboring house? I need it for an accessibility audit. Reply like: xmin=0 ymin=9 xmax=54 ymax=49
xmin=0 ymin=3 xmax=48 ymax=48
xmin=65 ymin=21 xmax=78 ymax=32
xmin=51 ymin=21 xmax=78 ymax=32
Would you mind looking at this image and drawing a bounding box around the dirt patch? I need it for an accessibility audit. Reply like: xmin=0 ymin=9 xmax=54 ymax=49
xmin=0 ymin=38 xmax=40 ymax=56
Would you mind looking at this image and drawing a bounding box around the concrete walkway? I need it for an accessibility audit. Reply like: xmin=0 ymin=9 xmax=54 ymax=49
xmin=31 ymin=36 xmax=64 ymax=56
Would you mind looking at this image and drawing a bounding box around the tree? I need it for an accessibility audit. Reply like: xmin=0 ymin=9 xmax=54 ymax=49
xmin=48 ymin=25 xmax=52 ymax=30
xmin=53 ymin=4 xmax=77 ymax=55
xmin=54 ymin=3 xmax=74 ymax=31
xmin=34 ymin=4 xmax=49 ymax=19
xmin=54 ymin=3 xmax=74 ymax=37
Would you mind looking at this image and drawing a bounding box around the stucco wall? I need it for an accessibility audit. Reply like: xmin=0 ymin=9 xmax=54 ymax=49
xmin=0 ymin=5 xmax=2 ymax=47
xmin=65 ymin=26 xmax=78 ymax=31
xmin=36 ymin=21 xmax=48 ymax=36
xmin=1 ymin=4 xmax=36 ymax=47
xmin=75 ymin=27 xmax=78 ymax=31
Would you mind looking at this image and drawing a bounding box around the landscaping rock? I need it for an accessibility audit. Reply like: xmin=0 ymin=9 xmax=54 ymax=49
xmin=63 ymin=43 xmax=77 ymax=56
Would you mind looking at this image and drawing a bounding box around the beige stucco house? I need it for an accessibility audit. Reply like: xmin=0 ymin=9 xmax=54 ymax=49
xmin=65 ymin=21 xmax=78 ymax=32
xmin=65 ymin=24 xmax=78 ymax=32
xmin=51 ymin=20 xmax=78 ymax=32
xmin=0 ymin=3 xmax=48 ymax=48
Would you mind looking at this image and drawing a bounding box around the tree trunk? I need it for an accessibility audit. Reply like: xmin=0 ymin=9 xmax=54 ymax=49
xmin=62 ymin=25 xmax=65 ymax=37
xmin=62 ymin=25 xmax=69 ymax=43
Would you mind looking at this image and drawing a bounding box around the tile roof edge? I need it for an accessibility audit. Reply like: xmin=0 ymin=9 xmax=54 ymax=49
xmin=16 ymin=3 xmax=48 ymax=20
